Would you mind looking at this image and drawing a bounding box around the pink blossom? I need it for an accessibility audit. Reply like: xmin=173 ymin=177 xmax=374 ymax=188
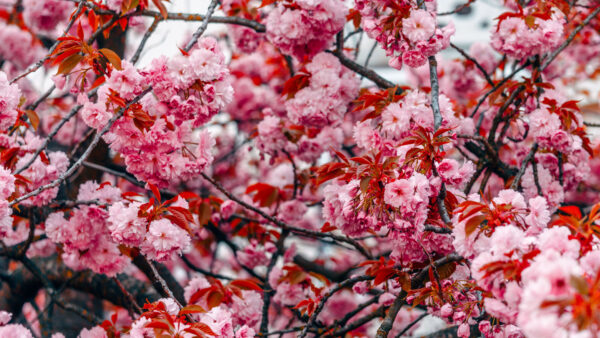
xmin=200 ymin=307 xmax=234 ymax=338
xmin=231 ymin=290 xmax=263 ymax=328
xmin=22 ymin=0 xmax=72 ymax=37
xmin=78 ymin=326 xmax=108 ymax=338
xmin=492 ymin=16 xmax=564 ymax=59
xmin=141 ymin=219 xmax=191 ymax=262
xmin=237 ymin=239 xmax=274 ymax=269
xmin=277 ymin=200 xmax=307 ymax=223
xmin=0 ymin=166 xmax=15 ymax=199
xmin=384 ymin=179 xmax=413 ymax=208
xmin=0 ymin=23 xmax=45 ymax=70
xmin=0 ymin=71 xmax=21 ymax=130
xmin=0 ymin=311 xmax=11 ymax=325
xmin=457 ymin=323 xmax=470 ymax=338
xmin=402 ymin=10 xmax=436 ymax=43
xmin=286 ymin=53 xmax=359 ymax=128
xmin=0 ymin=324 xmax=34 ymax=338
xmin=77 ymin=181 xmax=121 ymax=203
xmin=536 ymin=226 xmax=580 ymax=258
xmin=525 ymin=196 xmax=550 ymax=234
xmin=381 ymin=102 xmax=411 ymax=139
xmin=265 ymin=0 xmax=347 ymax=60
xmin=402 ymin=50 xmax=428 ymax=68
xmin=108 ymin=202 xmax=147 ymax=246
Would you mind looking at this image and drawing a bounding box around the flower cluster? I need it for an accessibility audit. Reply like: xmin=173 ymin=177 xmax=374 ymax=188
xmin=0 ymin=71 xmax=21 ymax=130
xmin=355 ymin=0 xmax=454 ymax=68
xmin=108 ymin=201 xmax=192 ymax=262
xmin=45 ymin=181 xmax=128 ymax=276
xmin=0 ymin=22 xmax=45 ymax=70
xmin=265 ymin=0 xmax=347 ymax=60
xmin=79 ymin=38 xmax=232 ymax=187
xmin=491 ymin=13 xmax=564 ymax=59
xmin=22 ymin=0 xmax=73 ymax=37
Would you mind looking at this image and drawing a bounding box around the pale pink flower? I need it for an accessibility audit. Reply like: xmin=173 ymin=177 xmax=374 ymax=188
xmin=0 ymin=71 xmax=21 ymax=130
xmin=384 ymin=179 xmax=413 ymax=208
xmin=0 ymin=311 xmax=11 ymax=325
xmin=402 ymin=9 xmax=436 ymax=43
xmin=141 ymin=219 xmax=191 ymax=262
xmin=108 ymin=202 xmax=148 ymax=247
xmin=0 ymin=324 xmax=34 ymax=338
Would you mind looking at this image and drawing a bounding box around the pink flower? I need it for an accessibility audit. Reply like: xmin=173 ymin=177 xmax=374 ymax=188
xmin=0 ymin=324 xmax=34 ymax=338
xmin=265 ymin=0 xmax=347 ymax=60
xmin=0 ymin=166 xmax=15 ymax=199
xmin=141 ymin=219 xmax=191 ymax=262
xmin=277 ymin=200 xmax=307 ymax=223
xmin=525 ymin=196 xmax=550 ymax=234
xmin=402 ymin=50 xmax=428 ymax=68
xmin=0 ymin=311 xmax=11 ymax=325
xmin=77 ymin=181 xmax=121 ymax=203
xmin=200 ymin=307 xmax=234 ymax=338
xmin=285 ymin=53 xmax=359 ymax=128
xmin=105 ymin=0 xmax=124 ymax=12
xmin=78 ymin=326 xmax=107 ymax=338
xmin=0 ymin=23 xmax=45 ymax=70
xmin=0 ymin=71 xmax=21 ymax=130
xmin=402 ymin=9 xmax=436 ymax=43
xmin=381 ymin=102 xmax=411 ymax=138
xmin=220 ymin=200 xmax=238 ymax=220
xmin=457 ymin=323 xmax=470 ymax=338
xmin=108 ymin=202 xmax=147 ymax=246
xmin=384 ymin=179 xmax=413 ymax=208
xmin=231 ymin=290 xmax=263 ymax=327
xmin=440 ymin=303 xmax=453 ymax=317
xmin=22 ymin=0 xmax=72 ymax=37
xmin=437 ymin=159 xmax=475 ymax=187
xmin=536 ymin=226 xmax=580 ymax=258
xmin=80 ymin=99 xmax=112 ymax=130
xmin=235 ymin=326 xmax=256 ymax=338
xmin=237 ymin=239 xmax=272 ymax=269
xmin=256 ymin=115 xmax=287 ymax=156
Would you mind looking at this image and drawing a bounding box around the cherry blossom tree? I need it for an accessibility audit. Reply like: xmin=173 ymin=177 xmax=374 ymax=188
xmin=1 ymin=0 xmax=600 ymax=337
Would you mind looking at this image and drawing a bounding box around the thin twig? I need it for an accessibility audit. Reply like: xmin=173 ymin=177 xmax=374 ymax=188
xmin=10 ymin=2 xmax=85 ymax=84
xmin=11 ymin=87 xmax=151 ymax=206
xmin=450 ymin=42 xmax=494 ymax=87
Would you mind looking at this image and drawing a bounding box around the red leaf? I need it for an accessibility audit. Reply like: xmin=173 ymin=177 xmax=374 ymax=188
xmin=229 ymin=279 xmax=263 ymax=292
xmin=148 ymin=183 xmax=161 ymax=202
xmin=179 ymin=304 xmax=206 ymax=315
xmin=320 ymin=222 xmax=337 ymax=233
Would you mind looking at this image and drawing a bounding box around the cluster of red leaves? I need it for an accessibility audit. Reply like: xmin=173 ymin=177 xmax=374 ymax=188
xmin=401 ymin=126 xmax=452 ymax=174
xmin=188 ymin=277 xmax=262 ymax=310
xmin=314 ymin=149 xmax=399 ymax=221
xmin=122 ymin=184 xmax=196 ymax=234
xmin=359 ymin=257 xmax=411 ymax=291
xmin=136 ymin=301 xmax=216 ymax=337
xmin=455 ymin=196 xmax=526 ymax=238
xmin=49 ymin=22 xmax=122 ymax=90
xmin=105 ymin=89 xmax=158 ymax=132
xmin=283 ymin=264 xmax=329 ymax=316
xmin=281 ymin=69 xmax=310 ymax=99
xmin=479 ymin=248 xmax=541 ymax=283
xmin=353 ymin=86 xmax=406 ymax=121
xmin=552 ymin=204 xmax=600 ymax=255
